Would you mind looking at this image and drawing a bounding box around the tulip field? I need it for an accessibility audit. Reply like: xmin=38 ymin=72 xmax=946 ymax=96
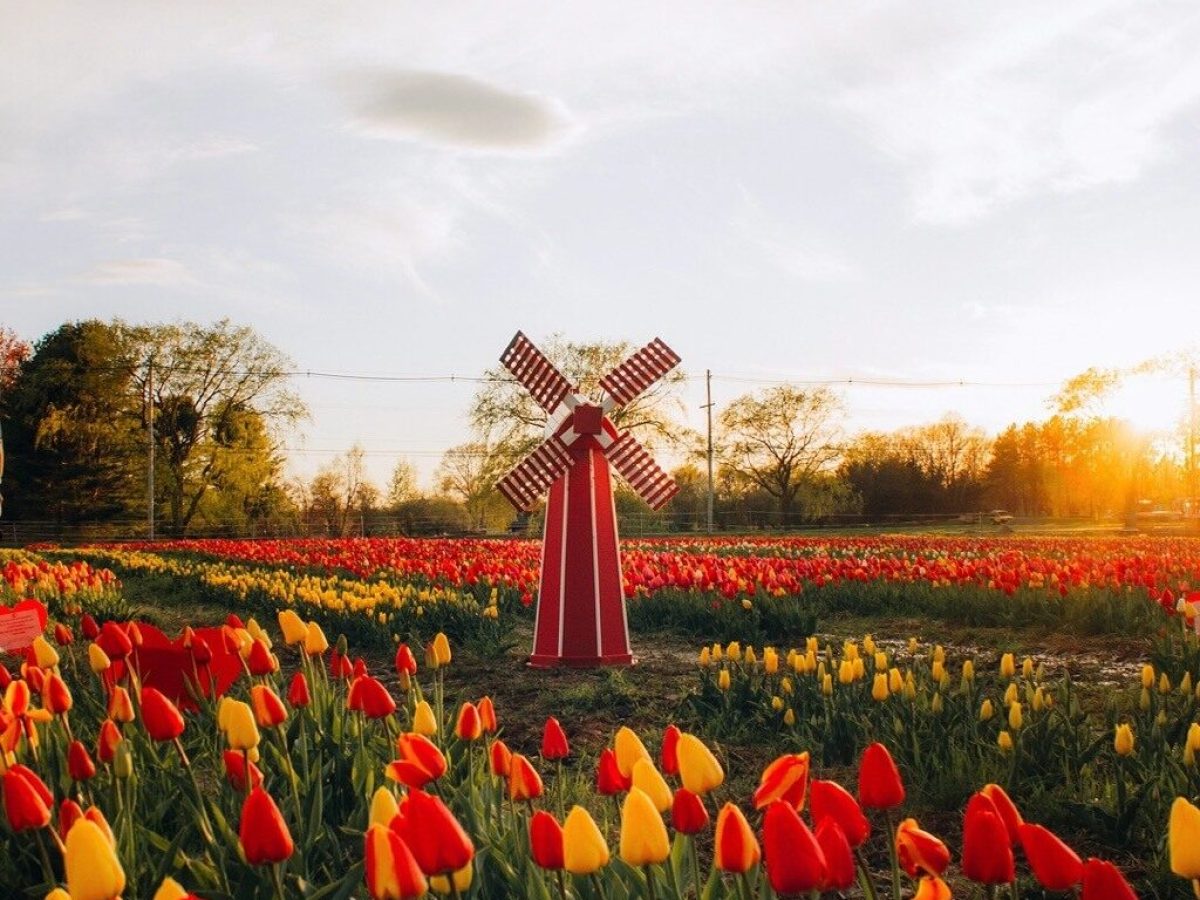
xmin=4 ymin=536 xmax=1200 ymax=898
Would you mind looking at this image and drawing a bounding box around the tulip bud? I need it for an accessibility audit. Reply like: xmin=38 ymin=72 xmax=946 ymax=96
xmin=714 ymin=802 xmax=761 ymax=873
xmin=529 ymin=811 xmax=565 ymax=871
xmin=562 ymin=805 xmax=609 ymax=875
xmin=1000 ymin=653 xmax=1015 ymax=679
xmin=1008 ymin=701 xmax=1023 ymax=731
xmin=113 ymin=742 xmax=134 ymax=779
xmin=223 ymin=700 xmax=261 ymax=751
xmin=369 ymin=786 xmax=400 ymax=828
xmin=65 ymin=819 xmax=126 ymax=900
xmin=619 ymin=787 xmax=670 ymax=866
xmin=1113 ymin=723 xmax=1135 ymax=757
xmin=1141 ymin=664 xmax=1155 ymax=690
xmin=718 ymin=668 xmax=731 ymax=691
xmin=88 ymin=643 xmax=111 ymax=674
xmin=980 ymin=699 xmax=994 ymax=722
xmin=412 ymin=700 xmax=438 ymax=737
xmin=287 ymin=671 xmax=311 ymax=708
xmin=676 ymin=733 xmax=724 ymax=795
xmin=239 ymin=788 xmax=294 ymax=865
xmin=32 ymin=635 xmax=60 ymax=669
xmin=872 ymin=674 xmax=889 ymax=702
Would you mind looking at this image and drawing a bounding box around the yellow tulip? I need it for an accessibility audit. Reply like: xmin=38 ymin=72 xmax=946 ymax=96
xmin=32 ymin=635 xmax=60 ymax=669
xmin=615 ymin=726 xmax=652 ymax=778
xmin=962 ymin=660 xmax=975 ymax=682
xmin=431 ymin=632 xmax=452 ymax=667
xmin=718 ymin=669 xmax=731 ymax=691
xmin=1008 ymin=701 xmax=1023 ymax=731
xmin=563 ymin=805 xmax=609 ymax=874
xmin=620 ymin=787 xmax=670 ymax=866
xmin=1141 ymin=664 xmax=1155 ymax=690
xmin=726 ymin=641 xmax=740 ymax=660
xmin=874 ymin=651 xmax=888 ymax=671
xmin=1160 ymin=673 xmax=1172 ymax=694
xmin=980 ymin=699 xmax=994 ymax=722
xmin=1114 ymin=723 xmax=1135 ymax=757
xmin=888 ymin=668 xmax=903 ymax=694
xmin=277 ymin=609 xmax=308 ymax=646
xmin=822 ymin=674 xmax=834 ymax=696
xmin=152 ymin=877 xmax=191 ymax=900
xmin=838 ymin=660 xmax=854 ymax=685
xmin=997 ymin=730 xmax=1013 ymax=753
xmin=1000 ymin=653 xmax=1016 ymax=679
xmin=223 ymin=700 xmax=260 ymax=751
xmin=931 ymin=693 xmax=943 ymax=715
xmin=66 ymin=819 xmax=126 ymax=900
xmin=631 ymin=759 xmax=672 ymax=813
xmin=852 ymin=657 xmax=865 ymax=680
xmin=783 ymin=708 xmax=796 ymax=727
xmin=1182 ymin=672 xmax=1193 ymax=696
xmin=932 ymin=645 xmax=945 ymax=664
xmin=863 ymin=635 xmax=876 ymax=656
xmin=872 ymin=674 xmax=889 ymax=702
xmin=771 ymin=696 xmax=784 ymax=712
xmin=1169 ymin=797 xmax=1200 ymax=878
xmin=88 ymin=644 xmax=111 ymax=674
xmin=304 ymin=622 xmax=329 ymax=656
xmin=907 ymin=637 xmax=918 ymax=654
xmin=430 ymin=862 xmax=472 ymax=895
xmin=1032 ymin=687 xmax=1045 ymax=712
xmin=412 ymin=700 xmax=438 ymax=737
xmin=676 ymin=733 xmax=724 ymax=795
xmin=931 ymin=660 xmax=945 ymax=683
xmin=763 ymin=648 xmax=779 ymax=675
xmin=744 ymin=647 xmax=757 ymax=666
xmin=369 ymin=786 xmax=399 ymax=828
xmin=1140 ymin=687 xmax=1151 ymax=711
xmin=1022 ymin=657 xmax=1034 ymax=680
xmin=45 ymin=890 xmax=73 ymax=900
xmin=698 ymin=647 xmax=711 ymax=667
xmin=711 ymin=643 xmax=723 ymax=662
xmin=1003 ymin=683 xmax=1018 ymax=707
xmin=1188 ymin=723 xmax=1200 ymax=752
xmin=780 ymin=677 xmax=793 ymax=695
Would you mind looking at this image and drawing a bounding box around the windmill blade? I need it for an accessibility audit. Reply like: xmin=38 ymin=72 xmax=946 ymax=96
xmin=500 ymin=331 xmax=574 ymax=414
xmin=599 ymin=337 xmax=681 ymax=408
xmin=495 ymin=436 xmax=572 ymax=511
xmin=605 ymin=431 xmax=679 ymax=510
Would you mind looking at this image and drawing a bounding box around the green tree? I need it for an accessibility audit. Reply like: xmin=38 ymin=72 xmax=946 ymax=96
xmin=718 ymin=385 xmax=844 ymax=525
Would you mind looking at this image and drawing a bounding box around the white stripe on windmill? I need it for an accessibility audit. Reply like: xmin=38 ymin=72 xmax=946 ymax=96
xmin=495 ymin=331 xmax=682 ymax=667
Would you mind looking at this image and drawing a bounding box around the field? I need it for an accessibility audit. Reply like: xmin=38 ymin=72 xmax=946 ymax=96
xmin=3 ymin=534 xmax=1200 ymax=899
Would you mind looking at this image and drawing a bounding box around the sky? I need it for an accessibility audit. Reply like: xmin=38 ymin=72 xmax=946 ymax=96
xmin=2 ymin=2 xmax=1199 ymax=489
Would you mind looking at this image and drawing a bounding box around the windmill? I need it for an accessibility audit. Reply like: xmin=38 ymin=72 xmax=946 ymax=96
xmin=495 ymin=332 xmax=681 ymax=667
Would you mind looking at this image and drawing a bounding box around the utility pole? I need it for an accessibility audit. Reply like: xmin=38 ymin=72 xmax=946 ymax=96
xmin=702 ymin=369 xmax=714 ymax=533
xmin=147 ymin=356 xmax=155 ymax=540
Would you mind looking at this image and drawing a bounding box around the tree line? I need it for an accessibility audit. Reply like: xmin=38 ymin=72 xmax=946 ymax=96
xmin=0 ymin=320 xmax=1192 ymax=538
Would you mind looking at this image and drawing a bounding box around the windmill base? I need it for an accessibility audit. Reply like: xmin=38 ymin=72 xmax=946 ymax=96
xmin=528 ymin=652 xmax=635 ymax=669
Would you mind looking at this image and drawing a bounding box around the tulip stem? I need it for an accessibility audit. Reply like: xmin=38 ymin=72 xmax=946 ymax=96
xmin=854 ymin=847 xmax=880 ymax=900
xmin=690 ymin=835 xmax=703 ymax=899
xmin=886 ymin=811 xmax=902 ymax=900
xmin=33 ymin=829 xmax=56 ymax=886
xmin=175 ymin=737 xmax=217 ymax=846
xmin=590 ymin=872 xmax=608 ymax=900
xmin=271 ymin=862 xmax=286 ymax=900
xmin=644 ymin=865 xmax=658 ymax=900
xmin=555 ymin=868 xmax=568 ymax=900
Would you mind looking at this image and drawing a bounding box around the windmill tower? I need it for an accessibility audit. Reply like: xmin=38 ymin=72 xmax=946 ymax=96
xmin=495 ymin=332 xmax=681 ymax=667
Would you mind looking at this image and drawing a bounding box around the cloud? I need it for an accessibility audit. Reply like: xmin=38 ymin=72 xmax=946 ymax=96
xmin=731 ymin=191 xmax=857 ymax=283
xmin=76 ymin=258 xmax=195 ymax=288
xmin=341 ymin=69 xmax=575 ymax=152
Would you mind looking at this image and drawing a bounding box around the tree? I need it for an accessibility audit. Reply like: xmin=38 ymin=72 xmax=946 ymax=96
xmin=385 ymin=458 xmax=419 ymax=509
xmin=126 ymin=319 xmax=305 ymax=534
xmin=303 ymin=445 xmax=378 ymax=536
xmin=0 ymin=326 xmax=30 ymax=394
xmin=469 ymin=335 xmax=687 ymax=468
xmin=718 ymin=385 xmax=844 ymax=524
xmin=435 ymin=442 xmax=509 ymax=531
xmin=3 ymin=321 xmax=144 ymax=522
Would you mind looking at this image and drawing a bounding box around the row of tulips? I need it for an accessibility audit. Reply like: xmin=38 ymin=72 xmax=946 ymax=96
xmin=0 ymin=550 xmax=124 ymax=618
xmin=74 ymin=534 xmax=1200 ymax=612
xmin=7 ymin=603 xmax=1198 ymax=898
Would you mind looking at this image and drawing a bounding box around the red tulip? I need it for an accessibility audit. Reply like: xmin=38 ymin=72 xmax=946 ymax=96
xmin=54 ymin=622 xmax=74 ymax=646
xmin=392 ymin=789 xmax=474 ymax=876
xmin=58 ymin=798 xmax=84 ymax=841
xmin=753 ymin=753 xmax=810 ymax=810
xmin=239 ymin=788 xmax=294 ymax=865
xmin=979 ymin=783 xmax=1023 ymax=844
xmin=508 ymin=754 xmax=544 ymax=802
xmin=358 ymin=677 xmax=397 ymax=720
xmin=2 ymin=765 xmax=52 ymax=831
xmin=454 ymin=702 xmax=482 ymax=741
xmin=810 ymin=779 xmax=870 ymax=848
xmin=1080 ymin=858 xmax=1138 ymax=900
xmin=141 ymin=687 xmax=185 ymax=742
xmin=387 ymin=734 xmax=447 ymax=789
xmin=246 ymin=640 xmax=277 ymax=676
xmin=191 ymin=635 xmax=213 ymax=665
xmin=353 ymin=657 xmax=368 ymax=680
xmin=762 ymin=801 xmax=826 ymax=893
xmin=714 ymin=802 xmax=760 ymax=874
xmin=1019 ymin=823 xmax=1083 ymax=891
xmin=660 ymin=724 xmax=681 ymax=776
xmin=858 ymin=742 xmax=905 ymax=810
xmin=489 ymin=738 xmax=513 ymax=777
xmin=477 ymin=696 xmax=497 ymax=733
xmin=394 ymin=644 xmax=418 ymax=676
xmin=24 ymin=664 xmax=45 ymax=694
xmin=287 ymin=671 xmax=310 ymax=708
xmin=0 ymin=664 xmax=9 ymax=690
xmin=815 ymin=817 xmax=856 ymax=891
xmin=97 ymin=621 xmax=132 ymax=660
xmin=226 ymin=613 xmax=245 ymax=629
xmin=250 ymin=685 xmax=288 ymax=728
xmin=365 ymin=824 xmax=427 ymax=899
xmin=671 ymin=788 xmax=710 ymax=835
xmin=224 ymin=750 xmax=264 ymax=793
xmin=81 ymin=614 xmax=100 ymax=640
xmin=68 ymin=740 xmax=97 ymax=782
xmin=44 ymin=672 xmax=72 ymax=715
xmin=541 ymin=717 xmax=569 ymax=760
xmin=530 ymin=810 xmax=565 ymax=870
xmin=962 ymin=793 xmax=1014 ymax=884
xmin=895 ymin=818 xmax=950 ymax=877
xmin=596 ymin=747 xmax=631 ymax=795
xmin=96 ymin=719 xmax=122 ymax=764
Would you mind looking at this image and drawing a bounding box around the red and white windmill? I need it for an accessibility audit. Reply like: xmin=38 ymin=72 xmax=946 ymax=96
xmin=496 ymin=332 xmax=681 ymax=668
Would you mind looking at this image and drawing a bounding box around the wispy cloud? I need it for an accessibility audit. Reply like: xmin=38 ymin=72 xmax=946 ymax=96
xmin=341 ymin=69 xmax=576 ymax=153
xmin=76 ymin=258 xmax=196 ymax=288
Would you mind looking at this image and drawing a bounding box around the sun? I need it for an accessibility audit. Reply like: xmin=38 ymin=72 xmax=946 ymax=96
xmin=1104 ymin=373 xmax=1190 ymax=436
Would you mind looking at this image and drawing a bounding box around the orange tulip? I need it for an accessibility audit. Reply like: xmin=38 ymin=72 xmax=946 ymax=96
xmin=455 ymin=702 xmax=482 ymax=741
xmin=753 ymin=752 xmax=809 ymax=810
xmin=365 ymin=824 xmax=427 ymax=899
xmin=895 ymin=818 xmax=950 ymax=878
xmin=250 ymin=685 xmax=288 ymax=729
xmin=714 ymin=802 xmax=760 ymax=874
xmin=489 ymin=738 xmax=513 ymax=777
xmin=508 ymin=753 xmax=544 ymax=802
xmin=387 ymin=733 xmax=447 ymax=789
